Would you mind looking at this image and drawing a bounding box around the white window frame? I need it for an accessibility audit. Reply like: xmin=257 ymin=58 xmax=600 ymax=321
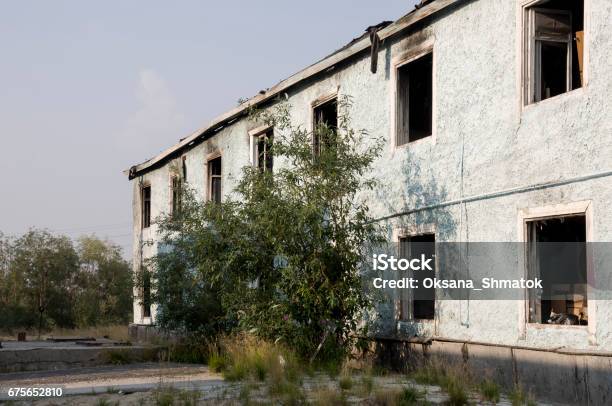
xmin=518 ymin=0 xmax=590 ymax=110
xmin=248 ymin=125 xmax=274 ymax=171
xmin=206 ymin=152 xmax=222 ymax=203
xmin=517 ymin=200 xmax=596 ymax=345
xmin=390 ymin=39 xmax=435 ymax=152
xmin=392 ymin=225 xmax=437 ymax=324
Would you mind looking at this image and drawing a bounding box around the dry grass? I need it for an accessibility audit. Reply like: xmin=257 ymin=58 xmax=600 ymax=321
xmin=0 ymin=324 xmax=129 ymax=342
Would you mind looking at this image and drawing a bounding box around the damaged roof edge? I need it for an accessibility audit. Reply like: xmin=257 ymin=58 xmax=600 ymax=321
xmin=125 ymin=0 xmax=459 ymax=180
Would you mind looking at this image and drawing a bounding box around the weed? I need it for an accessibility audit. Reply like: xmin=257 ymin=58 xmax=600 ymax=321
xmin=178 ymin=389 xmax=200 ymax=406
xmin=239 ymin=385 xmax=251 ymax=404
xmin=219 ymin=334 xmax=303 ymax=385
xmin=167 ymin=341 xmax=210 ymax=364
xmin=95 ymin=398 xmax=119 ymax=406
xmin=398 ymin=386 xmax=426 ymax=405
xmin=339 ymin=374 xmax=353 ymax=391
xmin=208 ymin=352 xmax=228 ymax=372
xmin=412 ymin=363 xmax=444 ymax=386
xmin=360 ymin=374 xmax=374 ymax=395
xmin=155 ymin=390 xmax=175 ymax=406
xmin=105 ymin=349 xmax=132 ymax=365
xmin=442 ymin=376 xmax=469 ymax=406
xmin=313 ymin=387 xmax=347 ymax=406
xmin=509 ymin=385 xmax=526 ymax=406
xmin=508 ymin=384 xmax=538 ymax=406
xmin=479 ymin=379 xmax=500 ymax=403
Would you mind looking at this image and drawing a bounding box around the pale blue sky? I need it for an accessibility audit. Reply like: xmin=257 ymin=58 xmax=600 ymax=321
xmin=0 ymin=1 xmax=417 ymax=256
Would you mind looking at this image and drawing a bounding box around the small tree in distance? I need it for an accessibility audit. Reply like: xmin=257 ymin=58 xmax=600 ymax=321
xmin=147 ymin=95 xmax=384 ymax=362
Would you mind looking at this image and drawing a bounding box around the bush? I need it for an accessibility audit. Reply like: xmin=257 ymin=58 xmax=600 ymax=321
xmin=442 ymin=376 xmax=468 ymax=406
xmin=105 ymin=349 xmax=132 ymax=365
xmin=479 ymin=379 xmax=500 ymax=403
xmin=167 ymin=341 xmax=210 ymax=364
xmin=141 ymin=97 xmax=384 ymax=362
xmin=398 ymin=386 xmax=427 ymax=405
xmin=339 ymin=374 xmax=353 ymax=391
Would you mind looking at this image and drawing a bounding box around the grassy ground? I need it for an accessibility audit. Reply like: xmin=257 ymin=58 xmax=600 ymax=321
xmin=1 ymin=333 xmax=543 ymax=405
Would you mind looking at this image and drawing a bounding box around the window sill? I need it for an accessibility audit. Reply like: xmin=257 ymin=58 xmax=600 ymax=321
xmin=527 ymin=322 xmax=587 ymax=330
xmin=522 ymin=86 xmax=586 ymax=112
xmin=393 ymin=134 xmax=435 ymax=153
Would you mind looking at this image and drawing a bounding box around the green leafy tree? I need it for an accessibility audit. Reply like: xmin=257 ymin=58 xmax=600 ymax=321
xmin=0 ymin=231 xmax=132 ymax=332
xmin=10 ymin=230 xmax=80 ymax=332
xmin=75 ymin=236 xmax=133 ymax=326
xmin=147 ymin=96 xmax=383 ymax=361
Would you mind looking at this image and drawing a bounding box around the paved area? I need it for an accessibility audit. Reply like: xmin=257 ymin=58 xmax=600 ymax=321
xmin=0 ymin=363 xmax=226 ymax=401
xmin=0 ymin=363 xmax=562 ymax=405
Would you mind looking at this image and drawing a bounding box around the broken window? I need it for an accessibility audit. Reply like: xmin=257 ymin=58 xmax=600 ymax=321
xmin=171 ymin=176 xmax=181 ymax=217
xmin=208 ymin=156 xmax=222 ymax=203
xmin=526 ymin=214 xmax=588 ymax=325
xmin=141 ymin=185 xmax=151 ymax=229
xmin=254 ymin=128 xmax=274 ymax=172
xmin=142 ymin=270 xmax=151 ymax=318
xmin=312 ymin=97 xmax=337 ymax=156
xmin=396 ymin=52 xmax=433 ymax=146
xmin=524 ymin=0 xmax=584 ymax=104
xmin=182 ymin=156 xmax=187 ymax=181
xmin=399 ymin=233 xmax=435 ymax=320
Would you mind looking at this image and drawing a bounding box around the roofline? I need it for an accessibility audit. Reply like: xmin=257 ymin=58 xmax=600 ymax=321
xmin=125 ymin=0 xmax=460 ymax=179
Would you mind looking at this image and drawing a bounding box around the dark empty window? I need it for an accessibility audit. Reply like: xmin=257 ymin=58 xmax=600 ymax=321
xmin=142 ymin=270 xmax=151 ymax=318
xmin=397 ymin=52 xmax=433 ymax=145
xmin=141 ymin=185 xmax=151 ymax=229
xmin=525 ymin=0 xmax=584 ymax=104
xmin=313 ymin=98 xmax=337 ymax=156
xmin=182 ymin=156 xmax=187 ymax=180
xmin=399 ymin=233 xmax=435 ymax=320
xmin=171 ymin=176 xmax=181 ymax=217
xmin=208 ymin=157 xmax=222 ymax=203
xmin=527 ymin=214 xmax=587 ymax=325
xmin=255 ymin=128 xmax=274 ymax=172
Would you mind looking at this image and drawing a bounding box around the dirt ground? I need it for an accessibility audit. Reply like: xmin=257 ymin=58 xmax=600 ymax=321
xmin=0 ymin=363 xmax=558 ymax=405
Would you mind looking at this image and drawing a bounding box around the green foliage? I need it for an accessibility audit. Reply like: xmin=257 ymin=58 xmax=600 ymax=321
xmin=215 ymin=335 xmax=302 ymax=385
xmin=95 ymin=398 xmax=118 ymax=406
xmin=105 ymin=349 xmax=133 ymax=365
xmin=360 ymin=374 xmax=374 ymax=395
xmin=398 ymin=386 xmax=427 ymax=405
xmin=412 ymin=364 xmax=444 ymax=386
xmin=153 ymin=387 xmax=200 ymax=406
xmin=479 ymin=379 xmax=500 ymax=403
xmin=509 ymin=385 xmax=536 ymax=406
xmin=144 ymin=96 xmax=384 ymax=361
xmin=166 ymin=341 xmax=210 ymax=364
xmin=208 ymin=352 xmax=229 ymax=372
xmin=339 ymin=374 xmax=353 ymax=390
xmin=442 ymin=376 xmax=468 ymax=406
xmin=0 ymin=230 xmax=132 ymax=332
xmin=74 ymin=235 xmax=134 ymax=327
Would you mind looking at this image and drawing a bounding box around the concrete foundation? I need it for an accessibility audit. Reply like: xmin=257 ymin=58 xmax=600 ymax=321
xmin=373 ymin=337 xmax=612 ymax=405
xmin=0 ymin=341 xmax=158 ymax=373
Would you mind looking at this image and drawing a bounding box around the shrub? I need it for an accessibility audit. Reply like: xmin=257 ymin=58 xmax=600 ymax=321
xmin=509 ymin=385 xmax=536 ymax=406
xmin=339 ymin=374 xmax=353 ymax=391
xmin=479 ymin=379 xmax=500 ymax=403
xmin=105 ymin=349 xmax=132 ymax=365
xmin=442 ymin=376 xmax=468 ymax=406
xmin=167 ymin=341 xmax=210 ymax=364
xmin=141 ymin=97 xmax=384 ymax=362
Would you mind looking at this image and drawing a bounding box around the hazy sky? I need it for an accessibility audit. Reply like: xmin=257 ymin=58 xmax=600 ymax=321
xmin=0 ymin=1 xmax=417 ymax=257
